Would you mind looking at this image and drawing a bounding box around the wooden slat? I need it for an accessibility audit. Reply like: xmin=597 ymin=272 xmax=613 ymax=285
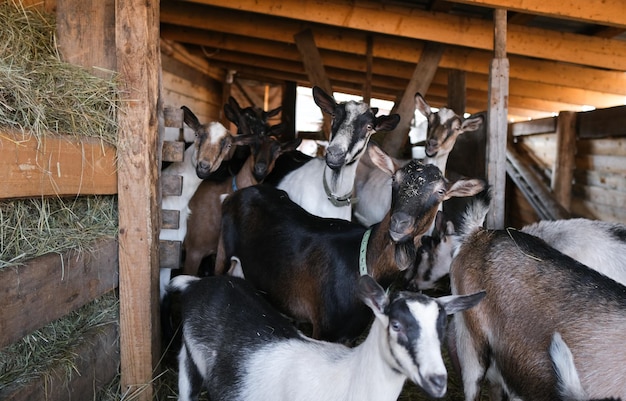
xmin=382 ymin=42 xmax=444 ymax=157
xmin=159 ymin=239 xmax=182 ymax=269
xmin=510 ymin=117 xmax=556 ymax=137
xmin=161 ymin=174 xmax=183 ymax=197
xmin=0 ymin=131 xmax=117 ymax=199
xmin=578 ymin=105 xmax=626 ymax=139
xmin=161 ymin=209 xmax=181 ymax=229
xmin=551 ymin=111 xmax=577 ymax=210
xmin=0 ymin=322 xmax=119 ymax=401
xmin=162 ymin=141 xmax=185 ymax=163
xmin=116 ymin=0 xmax=161 ymax=398
xmin=0 ymin=238 xmax=119 ymax=349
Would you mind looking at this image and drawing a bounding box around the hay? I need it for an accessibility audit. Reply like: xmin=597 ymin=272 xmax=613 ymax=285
xmin=0 ymin=291 xmax=119 ymax=391
xmin=0 ymin=0 xmax=119 ymax=146
xmin=0 ymin=195 xmax=118 ymax=268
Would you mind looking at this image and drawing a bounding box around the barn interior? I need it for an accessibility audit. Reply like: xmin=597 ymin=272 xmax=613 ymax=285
xmin=1 ymin=0 xmax=625 ymax=400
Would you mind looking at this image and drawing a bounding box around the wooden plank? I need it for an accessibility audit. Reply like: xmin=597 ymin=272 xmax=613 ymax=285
xmin=382 ymin=42 xmax=445 ymax=157
xmin=162 ymin=141 xmax=185 ymax=163
xmin=444 ymin=0 xmax=626 ymax=28
xmin=577 ymin=137 xmax=626 ymax=156
xmin=115 ymin=0 xmax=161 ymax=398
xmin=159 ymin=239 xmax=182 ymax=269
xmin=573 ymin=183 xmax=626 ymax=210
xmin=511 ymin=117 xmax=557 ymax=137
xmin=161 ymin=174 xmax=183 ymax=197
xmin=571 ymin=198 xmax=626 ymax=224
xmin=576 ymin=154 xmax=626 ymax=174
xmin=161 ymin=209 xmax=181 ymax=229
xmin=294 ymin=28 xmax=332 ymax=138
xmin=551 ymin=111 xmax=577 ymax=210
xmin=0 ymin=321 xmax=119 ymax=401
xmin=0 ymin=238 xmax=119 ymax=349
xmin=164 ymin=107 xmax=184 ymax=128
xmin=578 ymin=105 xmax=626 ymax=139
xmin=0 ymin=131 xmax=117 ymax=199
xmin=574 ymin=170 xmax=626 ymax=192
xmin=55 ymin=0 xmax=116 ymax=78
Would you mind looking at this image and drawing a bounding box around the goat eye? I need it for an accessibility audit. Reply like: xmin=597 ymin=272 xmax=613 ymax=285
xmin=391 ymin=320 xmax=402 ymax=332
xmin=367 ymin=124 xmax=373 ymax=131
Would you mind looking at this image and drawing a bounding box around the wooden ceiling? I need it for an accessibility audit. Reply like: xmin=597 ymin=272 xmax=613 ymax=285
xmin=160 ymin=0 xmax=626 ymax=122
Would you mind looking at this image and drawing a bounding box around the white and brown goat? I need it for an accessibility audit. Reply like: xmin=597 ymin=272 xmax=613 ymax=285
xmin=276 ymin=86 xmax=400 ymax=221
xmin=353 ymin=93 xmax=483 ymax=227
xmin=449 ymin=193 xmax=626 ymax=401
xmin=169 ymin=274 xmax=485 ymax=401
xmin=215 ymin=145 xmax=485 ymax=342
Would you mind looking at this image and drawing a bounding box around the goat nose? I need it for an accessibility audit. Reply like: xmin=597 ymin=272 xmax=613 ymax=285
xmin=389 ymin=212 xmax=414 ymax=242
xmin=325 ymin=147 xmax=346 ymax=170
xmin=426 ymin=374 xmax=447 ymax=397
xmin=197 ymin=160 xmax=210 ymax=171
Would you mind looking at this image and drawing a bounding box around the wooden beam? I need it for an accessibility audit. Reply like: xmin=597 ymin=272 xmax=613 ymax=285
xmin=160 ymin=9 xmax=626 ymax=96
xmin=382 ymin=42 xmax=445 ymax=158
xmin=182 ymin=0 xmax=626 ymax=70
xmin=551 ymin=111 xmax=577 ymax=211
xmin=363 ymin=35 xmax=373 ymax=104
xmin=293 ymin=28 xmax=333 ymax=138
xmin=0 ymin=131 xmax=117 ymax=199
xmin=578 ymin=105 xmax=626 ymax=139
xmin=486 ymin=9 xmax=508 ymax=229
xmin=447 ymin=69 xmax=466 ymax=115
xmin=116 ymin=0 xmax=161 ymax=399
xmin=0 ymin=238 xmax=118 ymax=349
xmin=445 ymin=0 xmax=626 ymax=28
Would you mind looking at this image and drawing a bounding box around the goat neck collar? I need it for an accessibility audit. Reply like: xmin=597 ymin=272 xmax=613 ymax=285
xmin=359 ymin=228 xmax=372 ymax=276
xmin=323 ymin=166 xmax=357 ymax=207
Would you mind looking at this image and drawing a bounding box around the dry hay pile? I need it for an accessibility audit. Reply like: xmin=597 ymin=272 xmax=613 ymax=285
xmin=0 ymin=1 xmax=120 ymax=398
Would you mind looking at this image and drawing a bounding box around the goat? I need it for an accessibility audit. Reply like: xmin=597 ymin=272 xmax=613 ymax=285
xmin=199 ymin=96 xmax=282 ymax=181
xmin=550 ymin=333 xmax=623 ymax=401
xmin=448 ymin=192 xmax=626 ymax=401
xmin=182 ymin=133 xmax=300 ymax=276
xmin=405 ymin=216 xmax=626 ymax=291
xmin=276 ymin=86 xmax=400 ymax=221
xmin=159 ymin=107 xmax=233 ymax=299
xmin=215 ymin=145 xmax=486 ymax=342
xmin=169 ymin=274 xmax=486 ymax=401
xmin=353 ymin=93 xmax=483 ymax=227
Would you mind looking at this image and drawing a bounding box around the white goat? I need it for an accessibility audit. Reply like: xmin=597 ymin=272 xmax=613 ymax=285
xmin=276 ymin=86 xmax=400 ymax=220
xmin=169 ymin=274 xmax=485 ymax=401
xmin=353 ymin=93 xmax=483 ymax=227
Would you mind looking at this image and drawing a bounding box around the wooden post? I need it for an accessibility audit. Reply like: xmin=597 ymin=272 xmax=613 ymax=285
xmin=294 ymin=28 xmax=333 ymax=138
xmin=447 ymin=69 xmax=466 ymax=116
xmin=282 ymin=81 xmax=298 ymax=140
xmin=115 ymin=0 xmax=161 ymax=399
xmin=486 ymin=9 xmax=509 ymax=229
xmin=382 ymin=42 xmax=444 ymax=158
xmin=363 ymin=35 xmax=373 ymax=104
xmin=551 ymin=111 xmax=577 ymax=211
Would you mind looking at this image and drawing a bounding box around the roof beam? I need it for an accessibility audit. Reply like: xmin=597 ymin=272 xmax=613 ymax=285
xmin=445 ymin=0 xmax=626 ymax=28
xmin=160 ymin=4 xmax=626 ymax=95
xmin=181 ymin=0 xmax=626 ymax=70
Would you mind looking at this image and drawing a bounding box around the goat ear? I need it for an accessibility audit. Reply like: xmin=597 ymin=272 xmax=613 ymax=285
xmin=375 ymin=114 xmax=401 ymax=133
xmin=265 ymin=106 xmax=282 ymax=119
xmin=181 ymin=106 xmax=201 ymax=130
xmin=312 ymin=86 xmax=336 ymax=115
xmin=231 ymin=133 xmax=256 ymax=146
xmin=358 ymin=275 xmax=389 ymax=316
xmin=438 ymin=291 xmax=486 ymax=315
xmin=370 ymin=107 xmax=379 ymax=115
xmin=281 ymin=138 xmax=302 ymax=153
xmin=368 ymin=143 xmax=397 ymax=176
xmin=444 ymin=178 xmax=486 ymax=201
xmin=460 ymin=114 xmax=484 ymax=133
xmin=414 ymin=93 xmax=431 ymax=118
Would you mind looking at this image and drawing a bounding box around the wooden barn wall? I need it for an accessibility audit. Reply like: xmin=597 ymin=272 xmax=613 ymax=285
xmin=508 ymin=106 xmax=626 ymax=228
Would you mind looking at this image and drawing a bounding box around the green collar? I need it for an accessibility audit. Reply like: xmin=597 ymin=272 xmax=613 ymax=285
xmin=359 ymin=228 xmax=372 ymax=276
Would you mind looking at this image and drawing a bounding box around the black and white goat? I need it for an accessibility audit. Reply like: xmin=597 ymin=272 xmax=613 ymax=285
xmin=169 ymin=274 xmax=485 ymax=401
xmin=276 ymin=86 xmax=400 ymax=220
xmin=215 ymin=145 xmax=485 ymax=342
xmin=449 ymin=193 xmax=626 ymax=401
xmin=353 ymin=93 xmax=483 ymax=227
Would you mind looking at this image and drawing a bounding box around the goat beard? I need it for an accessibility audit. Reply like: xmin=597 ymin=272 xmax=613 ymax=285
xmin=394 ymin=240 xmax=417 ymax=272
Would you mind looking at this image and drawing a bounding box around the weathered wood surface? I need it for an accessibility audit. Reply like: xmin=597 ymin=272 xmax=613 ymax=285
xmin=551 ymin=111 xmax=577 ymax=210
xmin=0 ymin=322 xmax=119 ymax=401
xmin=0 ymin=238 xmax=119 ymax=349
xmin=115 ymin=0 xmax=162 ymax=398
xmin=0 ymin=131 xmax=117 ymax=199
